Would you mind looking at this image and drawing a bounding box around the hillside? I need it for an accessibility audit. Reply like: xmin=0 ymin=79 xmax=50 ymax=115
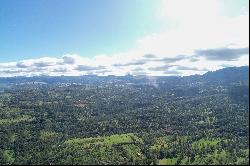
xmin=0 ymin=66 xmax=249 ymax=165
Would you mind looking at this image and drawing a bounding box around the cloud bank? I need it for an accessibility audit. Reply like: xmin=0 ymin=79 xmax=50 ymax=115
xmin=0 ymin=46 xmax=248 ymax=77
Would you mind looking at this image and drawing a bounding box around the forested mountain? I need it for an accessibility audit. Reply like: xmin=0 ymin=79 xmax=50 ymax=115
xmin=0 ymin=66 xmax=249 ymax=165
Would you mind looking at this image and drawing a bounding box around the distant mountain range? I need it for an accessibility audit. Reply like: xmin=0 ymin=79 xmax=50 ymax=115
xmin=0 ymin=66 xmax=248 ymax=86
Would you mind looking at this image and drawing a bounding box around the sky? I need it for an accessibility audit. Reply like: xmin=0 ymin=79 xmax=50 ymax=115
xmin=0 ymin=0 xmax=249 ymax=77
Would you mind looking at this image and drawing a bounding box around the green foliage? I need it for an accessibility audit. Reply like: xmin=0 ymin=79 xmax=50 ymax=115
xmin=0 ymin=67 xmax=249 ymax=165
xmin=40 ymin=131 xmax=61 ymax=141
xmin=158 ymin=158 xmax=177 ymax=165
xmin=0 ymin=115 xmax=34 ymax=125
xmin=192 ymin=138 xmax=221 ymax=149
xmin=2 ymin=150 xmax=15 ymax=164
xmin=65 ymin=133 xmax=142 ymax=146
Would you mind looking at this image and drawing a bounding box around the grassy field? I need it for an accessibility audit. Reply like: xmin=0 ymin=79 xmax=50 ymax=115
xmin=60 ymin=133 xmax=145 ymax=164
xmin=158 ymin=158 xmax=177 ymax=165
xmin=64 ymin=133 xmax=143 ymax=146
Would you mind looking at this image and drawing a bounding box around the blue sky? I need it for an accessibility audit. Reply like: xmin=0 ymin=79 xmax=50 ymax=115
xmin=0 ymin=0 xmax=163 ymax=62
xmin=0 ymin=0 xmax=249 ymax=76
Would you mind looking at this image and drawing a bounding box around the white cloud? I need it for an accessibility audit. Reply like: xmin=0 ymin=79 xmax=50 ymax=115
xmin=0 ymin=0 xmax=249 ymax=77
xmin=137 ymin=0 xmax=249 ymax=53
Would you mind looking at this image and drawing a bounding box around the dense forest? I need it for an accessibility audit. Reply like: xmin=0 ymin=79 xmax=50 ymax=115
xmin=0 ymin=66 xmax=249 ymax=165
